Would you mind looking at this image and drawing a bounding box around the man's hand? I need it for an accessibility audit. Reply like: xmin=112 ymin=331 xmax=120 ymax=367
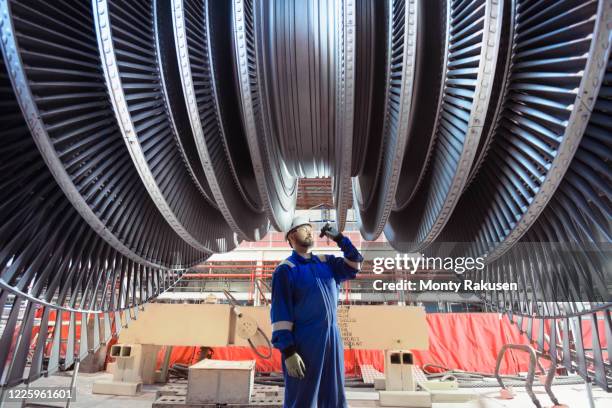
xmin=320 ymin=223 xmax=344 ymax=244
xmin=285 ymin=353 xmax=306 ymax=379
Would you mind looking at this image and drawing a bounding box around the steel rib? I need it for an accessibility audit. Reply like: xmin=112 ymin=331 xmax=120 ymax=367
xmin=0 ymin=0 xmax=196 ymax=270
xmin=94 ymin=0 xmax=238 ymax=253
xmin=169 ymin=0 xmax=270 ymax=241
xmin=353 ymin=0 xmax=419 ymax=240
xmin=384 ymin=0 xmax=504 ymax=250
xmin=233 ymin=0 xmax=297 ymax=232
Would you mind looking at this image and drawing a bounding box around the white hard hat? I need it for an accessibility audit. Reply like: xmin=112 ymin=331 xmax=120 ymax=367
xmin=285 ymin=215 xmax=312 ymax=240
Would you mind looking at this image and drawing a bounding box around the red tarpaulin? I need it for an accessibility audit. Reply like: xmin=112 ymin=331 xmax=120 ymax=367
xmin=24 ymin=311 xmax=606 ymax=376
xmin=147 ymin=313 xmax=569 ymax=375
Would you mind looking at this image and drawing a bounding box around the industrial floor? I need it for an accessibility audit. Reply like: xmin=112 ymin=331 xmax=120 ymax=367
xmin=4 ymin=371 xmax=611 ymax=408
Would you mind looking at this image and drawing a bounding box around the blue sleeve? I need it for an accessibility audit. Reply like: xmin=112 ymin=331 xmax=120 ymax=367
xmin=270 ymin=264 xmax=296 ymax=357
xmin=328 ymin=236 xmax=364 ymax=284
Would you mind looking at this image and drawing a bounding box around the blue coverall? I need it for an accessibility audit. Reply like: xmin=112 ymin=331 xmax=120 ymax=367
xmin=270 ymin=236 xmax=364 ymax=408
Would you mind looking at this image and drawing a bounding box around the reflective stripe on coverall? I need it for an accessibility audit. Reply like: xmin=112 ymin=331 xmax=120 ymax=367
xmin=270 ymin=236 xmax=364 ymax=408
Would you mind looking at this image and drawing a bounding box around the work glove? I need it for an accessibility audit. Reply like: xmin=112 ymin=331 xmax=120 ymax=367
xmin=319 ymin=222 xmax=344 ymax=244
xmin=285 ymin=353 xmax=306 ymax=379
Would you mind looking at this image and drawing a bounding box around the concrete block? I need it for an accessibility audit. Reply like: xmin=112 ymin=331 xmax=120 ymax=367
xmin=92 ymin=380 xmax=141 ymax=396
xmin=80 ymin=343 xmax=108 ymax=373
xmin=110 ymin=343 xmax=159 ymax=384
xmin=187 ymin=359 xmax=255 ymax=404
xmin=418 ymin=379 xmax=458 ymax=391
xmin=106 ymin=361 xmax=117 ymax=375
xmin=385 ymin=350 xmax=415 ymax=391
xmin=429 ymin=389 xmax=478 ymax=403
xmin=379 ymin=390 xmax=431 ymax=407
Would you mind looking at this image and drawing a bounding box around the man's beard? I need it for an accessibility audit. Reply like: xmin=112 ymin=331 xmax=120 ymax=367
xmin=296 ymin=236 xmax=314 ymax=247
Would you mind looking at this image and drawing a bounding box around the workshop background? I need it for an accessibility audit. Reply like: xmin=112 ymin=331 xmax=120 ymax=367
xmin=0 ymin=0 xmax=610 ymax=407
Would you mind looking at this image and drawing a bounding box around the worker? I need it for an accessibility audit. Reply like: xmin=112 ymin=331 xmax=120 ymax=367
xmin=270 ymin=216 xmax=364 ymax=408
